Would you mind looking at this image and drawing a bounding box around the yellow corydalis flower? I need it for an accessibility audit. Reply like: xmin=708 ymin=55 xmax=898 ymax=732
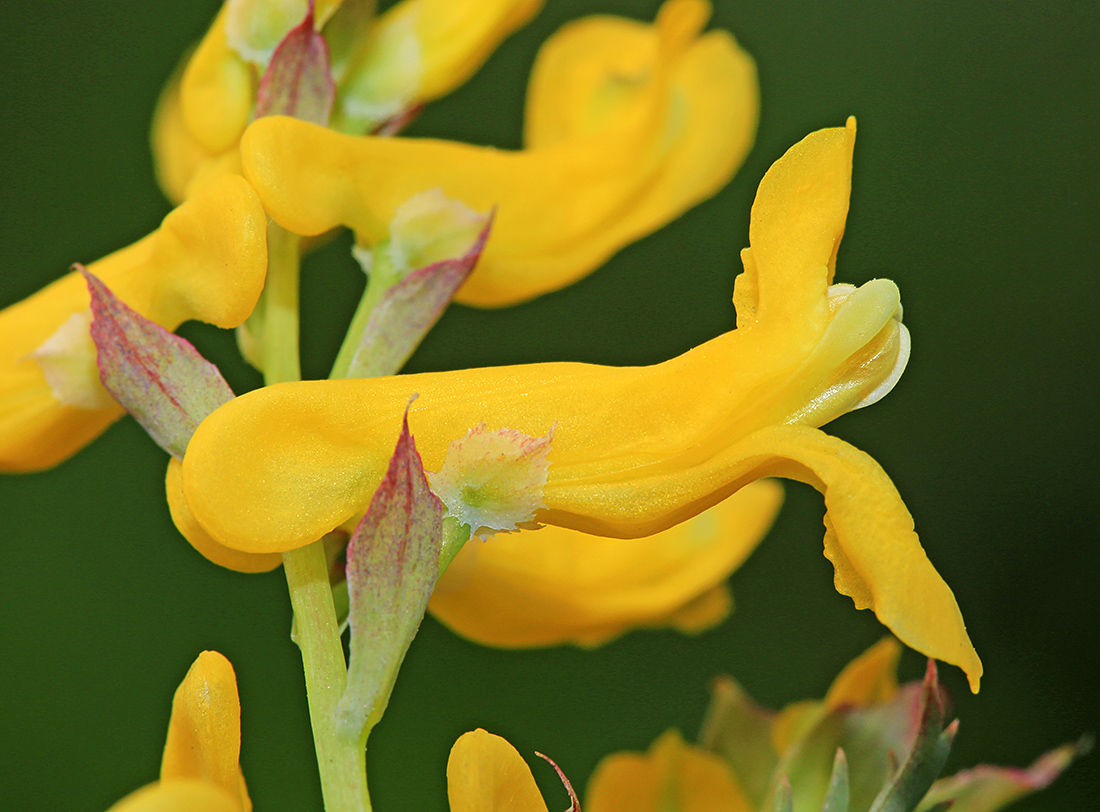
xmin=107 ymin=651 xmax=251 ymax=812
xmin=238 ymin=0 xmax=758 ymax=305
xmin=0 ymin=175 xmax=267 ymax=471
xmin=152 ymin=0 xmax=544 ymax=202
xmin=177 ymin=121 xmax=981 ymax=690
xmin=429 ymin=480 xmax=783 ymax=647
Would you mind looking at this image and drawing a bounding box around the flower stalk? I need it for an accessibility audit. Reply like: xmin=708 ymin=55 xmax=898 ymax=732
xmin=283 ymin=541 xmax=372 ymax=812
xmin=260 ymin=216 xmax=374 ymax=810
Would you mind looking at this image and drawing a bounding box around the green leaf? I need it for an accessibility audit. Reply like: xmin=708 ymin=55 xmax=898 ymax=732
xmin=867 ymin=661 xmax=955 ymax=812
xmin=917 ymin=735 xmax=1092 ymax=812
xmin=822 ymin=749 xmax=851 ymax=812
xmin=771 ymin=779 xmax=794 ymax=812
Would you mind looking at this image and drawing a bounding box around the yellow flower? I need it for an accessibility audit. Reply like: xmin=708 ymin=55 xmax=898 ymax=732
xmin=107 ymin=651 xmax=251 ymax=812
xmin=429 ymin=480 xmax=783 ymax=647
xmin=238 ymin=0 xmax=759 ymax=305
xmin=176 ymin=120 xmax=982 ymax=689
xmin=0 ymin=175 xmax=267 ymax=472
xmin=152 ymin=0 xmax=545 ymax=203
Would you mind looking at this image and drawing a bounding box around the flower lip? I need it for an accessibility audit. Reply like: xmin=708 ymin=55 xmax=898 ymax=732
xmin=776 ymin=277 xmax=910 ymax=426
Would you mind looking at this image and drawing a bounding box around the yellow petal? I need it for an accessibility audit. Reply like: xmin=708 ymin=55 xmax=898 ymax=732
xmin=241 ymin=0 xmax=757 ymax=305
xmin=734 ymin=118 xmax=856 ymax=340
xmin=180 ymin=8 xmax=256 ymax=154
xmin=523 ymin=1 xmax=757 ymax=246
xmin=824 ymin=637 xmax=902 ymax=709
xmin=661 ymin=583 xmax=733 ymax=635
xmin=771 ymin=699 xmax=824 ymax=754
xmin=166 ymin=458 xmax=282 ymax=573
xmin=721 ymin=425 xmax=982 ymax=693
xmin=161 ymin=652 xmax=251 ymax=811
xmin=586 ymin=729 xmax=753 ymax=812
xmin=447 ymin=729 xmax=549 ymax=812
xmin=151 ymin=54 xmax=223 ymax=206
xmin=429 ymin=480 xmax=782 ymax=647
xmin=107 ymin=779 xmax=243 ymax=812
xmin=0 ymin=174 xmax=267 ymax=471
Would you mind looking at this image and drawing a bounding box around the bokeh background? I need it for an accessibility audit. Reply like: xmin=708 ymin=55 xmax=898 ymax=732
xmin=1 ymin=1 xmax=1097 ymax=809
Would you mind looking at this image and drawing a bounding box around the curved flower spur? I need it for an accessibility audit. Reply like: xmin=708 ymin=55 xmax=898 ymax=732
xmin=177 ymin=121 xmax=982 ymax=691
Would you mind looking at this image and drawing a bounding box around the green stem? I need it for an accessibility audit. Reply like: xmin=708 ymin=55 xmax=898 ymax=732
xmin=283 ymin=543 xmax=371 ymax=812
xmin=438 ymin=517 xmax=471 ymax=576
xmin=262 ymin=223 xmax=371 ymax=810
xmin=263 ymin=223 xmax=302 ymax=386
xmin=329 ymin=251 xmax=396 ymax=380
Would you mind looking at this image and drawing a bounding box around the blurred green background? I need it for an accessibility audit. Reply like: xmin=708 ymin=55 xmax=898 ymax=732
xmin=1 ymin=1 xmax=1097 ymax=809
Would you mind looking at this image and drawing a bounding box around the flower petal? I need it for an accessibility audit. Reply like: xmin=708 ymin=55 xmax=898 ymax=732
xmin=180 ymin=8 xmax=256 ymax=154
xmin=178 ymin=282 xmax=895 ymax=554
xmin=241 ymin=0 xmax=757 ymax=305
xmin=160 ymin=651 xmax=251 ymax=811
xmin=587 ymin=729 xmax=754 ymax=812
xmin=0 ymin=174 xmax=266 ymax=471
xmin=151 ymin=58 xmax=224 ymax=205
xmin=734 ymin=120 xmax=856 ymax=340
xmin=447 ymin=729 xmax=549 ymax=812
xmin=523 ymin=0 xmax=757 ymax=255
xmin=428 ymin=480 xmax=782 ymax=647
xmin=703 ymin=425 xmax=981 ymax=693
xmin=824 ymin=637 xmax=902 ymax=709
xmin=107 ymin=779 xmax=243 ymax=812
xmin=166 ymin=459 xmax=282 ymax=573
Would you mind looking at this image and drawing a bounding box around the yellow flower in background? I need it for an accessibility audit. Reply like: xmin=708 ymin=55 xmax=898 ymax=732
xmin=0 ymin=175 xmax=267 ymax=472
xmin=152 ymin=0 xmax=545 ymax=203
xmin=588 ymin=729 xmax=754 ymax=812
xmin=239 ymin=0 xmax=758 ymax=305
xmin=429 ymin=480 xmax=782 ymax=647
xmin=107 ymin=651 xmax=251 ymax=812
xmin=588 ymin=639 xmax=1084 ymax=812
xmin=176 ymin=121 xmax=983 ymax=690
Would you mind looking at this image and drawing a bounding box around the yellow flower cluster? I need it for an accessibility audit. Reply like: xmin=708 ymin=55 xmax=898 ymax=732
xmin=1 ymin=1 xmax=1002 ymax=808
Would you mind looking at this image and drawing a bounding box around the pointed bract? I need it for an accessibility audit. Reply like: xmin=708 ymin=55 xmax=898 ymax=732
xmin=336 ymin=404 xmax=444 ymax=740
xmin=254 ymin=4 xmax=336 ymax=125
xmin=343 ymin=210 xmax=491 ymax=378
xmin=85 ymin=270 xmax=234 ymax=460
